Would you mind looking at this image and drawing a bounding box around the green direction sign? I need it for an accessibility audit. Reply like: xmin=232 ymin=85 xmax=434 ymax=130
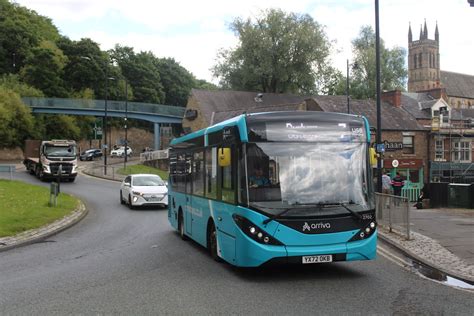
xmin=91 ymin=120 xmax=103 ymax=140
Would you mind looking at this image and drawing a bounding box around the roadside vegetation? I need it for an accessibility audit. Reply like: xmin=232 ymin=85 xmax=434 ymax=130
xmin=0 ymin=179 xmax=79 ymax=237
xmin=117 ymin=164 xmax=168 ymax=180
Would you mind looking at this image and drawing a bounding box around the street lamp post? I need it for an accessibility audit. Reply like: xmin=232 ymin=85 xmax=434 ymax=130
xmin=375 ymin=0 xmax=383 ymax=193
xmin=104 ymin=65 xmax=109 ymax=175
xmin=80 ymin=55 xmax=112 ymax=175
xmin=124 ymin=80 xmax=128 ymax=170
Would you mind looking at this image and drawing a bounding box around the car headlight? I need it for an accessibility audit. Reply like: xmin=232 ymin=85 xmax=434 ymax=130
xmin=233 ymin=214 xmax=283 ymax=246
xmin=132 ymin=191 xmax=144 ymax=197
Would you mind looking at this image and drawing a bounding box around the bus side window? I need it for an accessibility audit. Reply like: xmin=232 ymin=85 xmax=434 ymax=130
xmin=193 ymin=151 xmax=205 ymax=196
xmin=205 ymin=147 xmax=217 ymax=199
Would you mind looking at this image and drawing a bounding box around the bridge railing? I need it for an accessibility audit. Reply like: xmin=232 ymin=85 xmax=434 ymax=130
xmin=22 ymin=97 xmax=185 ymax=117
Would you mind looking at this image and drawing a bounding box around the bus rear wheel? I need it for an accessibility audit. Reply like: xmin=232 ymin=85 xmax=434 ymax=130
xmin=208 ymin=222 xmax=221 ymax=261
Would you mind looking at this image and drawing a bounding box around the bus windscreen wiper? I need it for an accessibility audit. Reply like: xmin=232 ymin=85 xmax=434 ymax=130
xmin=317 ymin=202 xmax=362 ymax=220
xmin=262 ymin=208 xmax=294 ymax=225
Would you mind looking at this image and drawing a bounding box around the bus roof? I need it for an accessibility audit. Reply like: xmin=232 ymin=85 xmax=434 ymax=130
xmin=171 ymin=111 xmax=370 ymax=146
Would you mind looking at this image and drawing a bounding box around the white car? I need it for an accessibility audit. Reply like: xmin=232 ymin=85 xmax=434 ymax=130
xmin=111 ymin=146 xmax=133 ymax=157
xmin=120 ymin=174 xmax=168 ymax=209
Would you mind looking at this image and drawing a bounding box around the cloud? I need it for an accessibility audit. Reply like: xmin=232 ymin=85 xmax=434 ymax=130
xmin=15 ymin=0 xmax=474 ymax=82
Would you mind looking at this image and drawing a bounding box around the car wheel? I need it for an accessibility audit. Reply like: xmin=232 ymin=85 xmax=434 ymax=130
xmin=208 ymin=221 xmax=221 ymax=261
xmin=178 ymin=210 xmax=187 ymax=240
xmin=128 ymin=194 xmax=134 ymax=209
xmin=120 ymin=191 xmax=125 ymax=205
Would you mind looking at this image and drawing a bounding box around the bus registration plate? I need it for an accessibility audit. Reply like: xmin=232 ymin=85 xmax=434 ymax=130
xmin=302 ymin=255 xmax=332 ymax=264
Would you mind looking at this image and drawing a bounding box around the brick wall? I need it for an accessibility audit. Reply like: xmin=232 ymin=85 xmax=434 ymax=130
xmin=378 ymin=130 xmax=430 ymax=183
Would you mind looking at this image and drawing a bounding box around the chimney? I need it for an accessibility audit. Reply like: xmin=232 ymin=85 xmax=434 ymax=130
xmin=381 ymin=90 xmax=401 ymax=107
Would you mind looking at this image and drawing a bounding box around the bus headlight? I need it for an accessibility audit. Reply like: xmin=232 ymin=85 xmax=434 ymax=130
xmin=349 ymin=221 xmax=377 ymax=242
xmin=232 ymin=214 xmax=283 ymax=246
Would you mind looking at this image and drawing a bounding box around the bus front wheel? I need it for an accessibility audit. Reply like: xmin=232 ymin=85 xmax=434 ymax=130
xmin=208 ymin=221 xmax=221 ymax=262
xmin=178 ymin=210 xmax=187 ymax=240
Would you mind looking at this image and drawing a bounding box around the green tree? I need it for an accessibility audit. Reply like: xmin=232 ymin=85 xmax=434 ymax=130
xmin=110 ymin=45 xmax=164 ymax=103
xmin=194 ymin=79 xmax=218 ymax=91
xmin=20 ymin=40 xmax=68 ymax=97
xmin=0 ymin=87 xmax=35 ymax=147
xmin=212 ymin=9 xmax=333 ymax=94
xmin=33 ymin=114 xmax=81 ymax=140
xmin=350 ymin=25 xmax=407 ymax=99
xmin=154 ymin=57 xmax=195 ymax=106
xmin=0 ymin=0 xmax=60 ymax=75
xmin=0 ymin=74 xmax=44 ymax=97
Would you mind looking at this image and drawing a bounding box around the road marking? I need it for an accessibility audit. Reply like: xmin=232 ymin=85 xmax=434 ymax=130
xmin=377 ymin=244 xmax=410 ymax=268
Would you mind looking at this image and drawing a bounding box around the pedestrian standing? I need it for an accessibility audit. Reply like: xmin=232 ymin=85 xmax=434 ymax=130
xmin=382 ymin=172 xmax=392 ymax=194
xmin=391 ymin=172 xmax=405 ymax=206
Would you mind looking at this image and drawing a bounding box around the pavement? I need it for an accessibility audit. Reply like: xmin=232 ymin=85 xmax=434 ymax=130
xmin=378 ymin=206 xmax=474 ymax=283
xmin=1 ymin=160 xmax=473 ymax=284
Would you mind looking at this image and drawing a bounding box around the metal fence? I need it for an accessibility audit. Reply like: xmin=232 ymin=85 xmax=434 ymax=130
xmin=376 ymin=193 xmax=411 ymax=240
xmin=83 ymin=162 xmax=126 ymax=182
xmin=140 ymin=149 xmax=169 ymax=162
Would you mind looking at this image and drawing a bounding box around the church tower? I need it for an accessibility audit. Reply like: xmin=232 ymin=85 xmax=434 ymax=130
xmin=407 ymin=20 xmax=440 ymax=92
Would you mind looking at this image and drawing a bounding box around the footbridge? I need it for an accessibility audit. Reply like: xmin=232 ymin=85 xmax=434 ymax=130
xmin=22 ymin=97 xmax=185 ymax=150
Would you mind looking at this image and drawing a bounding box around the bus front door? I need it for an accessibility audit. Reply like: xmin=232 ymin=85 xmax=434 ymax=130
xmin=185 ymin=153 xmax=193 ymax=236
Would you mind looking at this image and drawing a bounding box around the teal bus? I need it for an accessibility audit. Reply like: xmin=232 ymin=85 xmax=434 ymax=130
xmin=168 ymin=111 xmax=377 ymax=267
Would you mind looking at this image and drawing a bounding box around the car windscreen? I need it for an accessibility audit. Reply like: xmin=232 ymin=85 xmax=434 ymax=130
xmin=132 ymin=176 xmax=165 ymax=186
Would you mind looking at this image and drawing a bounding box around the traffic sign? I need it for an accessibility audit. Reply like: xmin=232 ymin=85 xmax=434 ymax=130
xmin=392 ymin=159 xmax=399 ymax=168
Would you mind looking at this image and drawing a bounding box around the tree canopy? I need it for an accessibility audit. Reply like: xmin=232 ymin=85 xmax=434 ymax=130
xmin=349 ymin=25 xmax=407 ymax=99
xmin=212 ymin=9 xmax=335 ymax=94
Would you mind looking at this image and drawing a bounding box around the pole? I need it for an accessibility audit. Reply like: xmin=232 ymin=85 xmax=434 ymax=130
xmin=124 ymin=80 xmax=128 ymax=169
xmin=104 ymin=65 xmax=108 ymax=175
xmin=375 ymin=0 xmax=382 ymax=193
xmin=346 ymin=59 xmax=350 ymax=114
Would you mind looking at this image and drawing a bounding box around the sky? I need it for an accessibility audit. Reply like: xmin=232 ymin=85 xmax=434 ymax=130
xmin=15 ymin=0 xmax=474 ymax=84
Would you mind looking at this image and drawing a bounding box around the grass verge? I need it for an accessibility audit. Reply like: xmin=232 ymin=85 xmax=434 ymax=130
xmin=117 ymin=164 xmax=168 ymax=180
xmin=0 ymin=179 xmax=79 ymax=237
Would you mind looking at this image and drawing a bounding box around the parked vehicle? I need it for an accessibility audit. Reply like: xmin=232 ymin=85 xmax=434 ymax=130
xmin=120 ymin=174 xmax=168 ymax=209
xmin=79 ymin=148 xmax=102 ymax=161
xmin=23 ymin=139 xmax=78 ymax=182
xmin=111 ymin=146 xmax=133 ymax=157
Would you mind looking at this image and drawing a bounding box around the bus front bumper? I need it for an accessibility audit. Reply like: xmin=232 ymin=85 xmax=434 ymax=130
xmin=233 ymin=229 xmax=377 ymax=267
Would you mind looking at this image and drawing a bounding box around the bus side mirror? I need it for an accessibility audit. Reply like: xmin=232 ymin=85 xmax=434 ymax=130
xmin=218 ymin=148 xmax=231 ymax=167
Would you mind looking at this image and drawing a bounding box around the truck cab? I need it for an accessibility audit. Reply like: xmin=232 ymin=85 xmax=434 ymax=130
xmin=24 ymin=140 xmax=78 ymax=182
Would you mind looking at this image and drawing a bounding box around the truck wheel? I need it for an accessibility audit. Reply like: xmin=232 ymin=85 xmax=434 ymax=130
xmin=38 ymin=169 xmax=45 ymax=181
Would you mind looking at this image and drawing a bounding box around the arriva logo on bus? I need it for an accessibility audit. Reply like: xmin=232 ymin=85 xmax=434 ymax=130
xmin=302 ymin=222 xmax=331 ymax=232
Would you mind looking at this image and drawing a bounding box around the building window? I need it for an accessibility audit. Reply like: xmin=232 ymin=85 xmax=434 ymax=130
xmin=452 ymin=140 xmax=472 ymax=162
xmin=435 ymin=139 xmax=444 ymax=161
xmin=403 ymin=136 xmax=414 ymax=154
xmin=414 ymin=55 xmax=417 ymax=69
xmin=419 ymin=53 xmax=422 ymax=67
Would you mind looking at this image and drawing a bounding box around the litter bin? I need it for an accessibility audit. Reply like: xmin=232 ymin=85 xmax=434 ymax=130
xmin=448 ymin=183 xmax=472 ymax=208
xmin=430 ymin=182 xmax=449 ymax=208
